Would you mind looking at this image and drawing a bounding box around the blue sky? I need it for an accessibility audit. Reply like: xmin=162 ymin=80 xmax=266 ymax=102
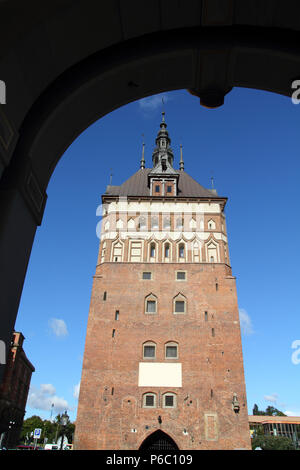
xmin=15 ymin=87 xmax=300 ymax=423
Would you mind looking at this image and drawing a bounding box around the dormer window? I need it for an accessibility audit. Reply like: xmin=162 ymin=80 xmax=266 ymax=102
xmin=155 ymin=185 xmax=160 ymax=193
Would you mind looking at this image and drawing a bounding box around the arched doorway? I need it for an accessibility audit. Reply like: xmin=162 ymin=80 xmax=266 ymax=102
xmin=139 ymin=430 xmax=179 ymax=451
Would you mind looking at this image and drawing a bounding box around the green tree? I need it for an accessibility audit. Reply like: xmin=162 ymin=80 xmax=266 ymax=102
xmin=252 ymin=435 xmax=295 ymax=450
xmin=20 ymin=415 xmax=44 ymax=443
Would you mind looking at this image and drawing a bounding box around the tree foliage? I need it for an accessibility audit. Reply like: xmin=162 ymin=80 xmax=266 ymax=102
xmin=20 ymin=414 xmax=75 ymax=446
xmin=252 ymin=404 xmax=286 ymax=417
xmin=252 ymin=435 xmax=295 ymax=450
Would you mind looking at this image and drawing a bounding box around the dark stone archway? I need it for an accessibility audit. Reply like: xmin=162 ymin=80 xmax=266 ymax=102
xmin=139 ymin=430 xmax=179 ymax=451
xmin=1 ymin=1 xmax=300 ymax=383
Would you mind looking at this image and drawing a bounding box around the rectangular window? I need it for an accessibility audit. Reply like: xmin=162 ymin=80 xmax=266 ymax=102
xmin=167 ymin=185 xmax=172 ymax=193
xmin=144 ymin=345 xmax=155 ymax=358
xmin=115 ymin=311 xmax=119 ymax=321
xmin=166 ymin=346 xmax=178 ymax=358
xmin=144 ymin=395 xmax=155 ymax=407
xmin=176 ymin=271 xmax=186 ymax=280
xmin=146 ymin=300 xmax=156 ymax=313
xmin=142 ymin=272 xmax=152 ymax=280
xmin=175 ymin=300 xmax=185 ymax=313
xmin=155 ymin=185 xmax=160 ymax=193
xmin=164 ymin=395 xmax=174 ymax=407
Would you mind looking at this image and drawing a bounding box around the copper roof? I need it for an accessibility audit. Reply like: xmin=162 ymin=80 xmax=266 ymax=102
xmin=103 ymin=168 xmax=223 ymax=199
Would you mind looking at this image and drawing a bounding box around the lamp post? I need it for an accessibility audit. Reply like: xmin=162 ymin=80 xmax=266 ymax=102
xmin=59 ymin=411 xmax=69 ymax=450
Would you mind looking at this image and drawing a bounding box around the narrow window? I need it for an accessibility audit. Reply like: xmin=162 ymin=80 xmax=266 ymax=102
xmin=103 ymin=291 xmax=107 ymax=301
xmin=150 ymin=243 xmax=156 ymax=258
xmin=155 ymin=185 xmax=160 ymax=193
xmin=111 ymin=387 xmax=114 ymax=395
xmin=146 ymin=299 xmax=156 ymax=313
xmin=205 ymin=311 xmax=208 ymax=322
xmin=216 ymin=283 xmax=218 ymax=291
xmin=112 ymin=329 xmax=115 ymax=338
xmin=167 ymin=185 xmax=172 ymax=193
xmin=115 ymin=311 xmax=119 ymax=321
xmin=165 ymin=243 xmax=170 ymax=258
xmin=212 ymin=328 xmax=215 ymax=337
xmin=179 ymin=244 xmax=184 ymax=258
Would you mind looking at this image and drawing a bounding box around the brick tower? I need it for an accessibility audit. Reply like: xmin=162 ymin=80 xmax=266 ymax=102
xmin=74 ymin=113 xmax=251 ymax=450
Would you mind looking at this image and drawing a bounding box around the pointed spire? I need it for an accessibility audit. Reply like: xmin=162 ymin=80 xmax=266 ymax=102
xmin=140 ymin=140 xmax=145 ymax=169
xmin=179 ymin=144 xmax=184 ymax=171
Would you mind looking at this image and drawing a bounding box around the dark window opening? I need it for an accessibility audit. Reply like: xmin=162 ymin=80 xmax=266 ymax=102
xmin=144 ymin=345 xmax=155 ymax=358
xmin=175 ymin=300 xmax=185 ymax=313
xmin=143 ymin=272 xmax=152 ymax=280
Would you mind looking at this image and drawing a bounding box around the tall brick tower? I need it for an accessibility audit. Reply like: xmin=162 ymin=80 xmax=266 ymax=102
xmin=74 ymin=113 xmax=251 ymax=450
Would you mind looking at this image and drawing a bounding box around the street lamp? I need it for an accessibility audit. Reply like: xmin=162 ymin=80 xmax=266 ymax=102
xmin=59 ymin=411 xmax=69 ymax=450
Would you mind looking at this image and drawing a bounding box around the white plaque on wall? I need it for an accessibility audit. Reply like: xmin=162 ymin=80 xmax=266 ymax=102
xmin=138 ymin=363 xmax=182 ymax=387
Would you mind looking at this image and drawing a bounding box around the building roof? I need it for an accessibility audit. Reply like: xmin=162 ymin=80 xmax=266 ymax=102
xmin=104 ymin=168 xmax=222 ymax=199
xmin=249 ymin=415 xmax=300 ymax=424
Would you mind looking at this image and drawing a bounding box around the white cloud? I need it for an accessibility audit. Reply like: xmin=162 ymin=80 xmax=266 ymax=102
xmin=73 ymin=382 xmax=80 ymax=400
xmin=264 ymin=393 xmax=278 ymax=404
xmin=283 ymin=410 xmax=300 ymax=416
xmin=28 ymin=384 xmax=69 ymax=414
xmin=49 ymin=318 xmax=68 ymax=337
xmin=138 ymin=93 xmax=170 ymax=113
xmin=239 ymin=308 xmax=254 ymax=335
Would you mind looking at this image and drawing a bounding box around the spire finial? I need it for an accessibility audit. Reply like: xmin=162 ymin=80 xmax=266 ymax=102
xmin=140 ymin=134 xmax=145 ymax=169
xmin=179 ymin=144 xmax=184 ymax=171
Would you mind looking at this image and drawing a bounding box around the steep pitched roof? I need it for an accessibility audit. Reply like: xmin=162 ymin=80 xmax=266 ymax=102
xmin=103 ymin=169 xmax=221 ymax=199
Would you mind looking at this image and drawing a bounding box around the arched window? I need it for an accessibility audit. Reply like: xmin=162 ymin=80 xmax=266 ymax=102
xmin=208 ymin=219 xmax=216 ymax=230
xmin=165 ymin=342 xmax=178 ymax=359
xmin=145 ymin=293 xmax=157 ymax=314
xmin=192 ymin=241 xmax=200 ymax=262
xmin=111 ymin=240 xmax=123 ymax=262
xmin=100 ymin=241 xmax=106 ymax=263
xmin=143 ymin=341 xmax=156 ymax=359
xmin=173 ymin=293 xmax=187 ymax=314
xmin=148 ymin=241 xmax=158 ymax=262
xmin=206 ymin=241 xmax=218 ymax=263
xmin=178 ymin=242 xmax=186 ymax=262
xmin=162 ymin=392 xmax=177 ymax=408
xmin=143 ymin=393 xmax=156 ymax=408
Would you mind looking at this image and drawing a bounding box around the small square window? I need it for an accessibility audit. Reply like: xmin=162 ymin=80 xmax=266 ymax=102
xmin=143 ymin=345 xmax=155 ymax=358
xmin=166 ymin=345 xmax=178 ymax=358
xmin=175 ymin=300 xmax=185 ymax=313
xmin=146 ymin=300 xmax=156 ymax=313
xmin=142 ymin=272 xmax=152 ymax=280
xmin=176 ymin=271 xmax=186 ymax=280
